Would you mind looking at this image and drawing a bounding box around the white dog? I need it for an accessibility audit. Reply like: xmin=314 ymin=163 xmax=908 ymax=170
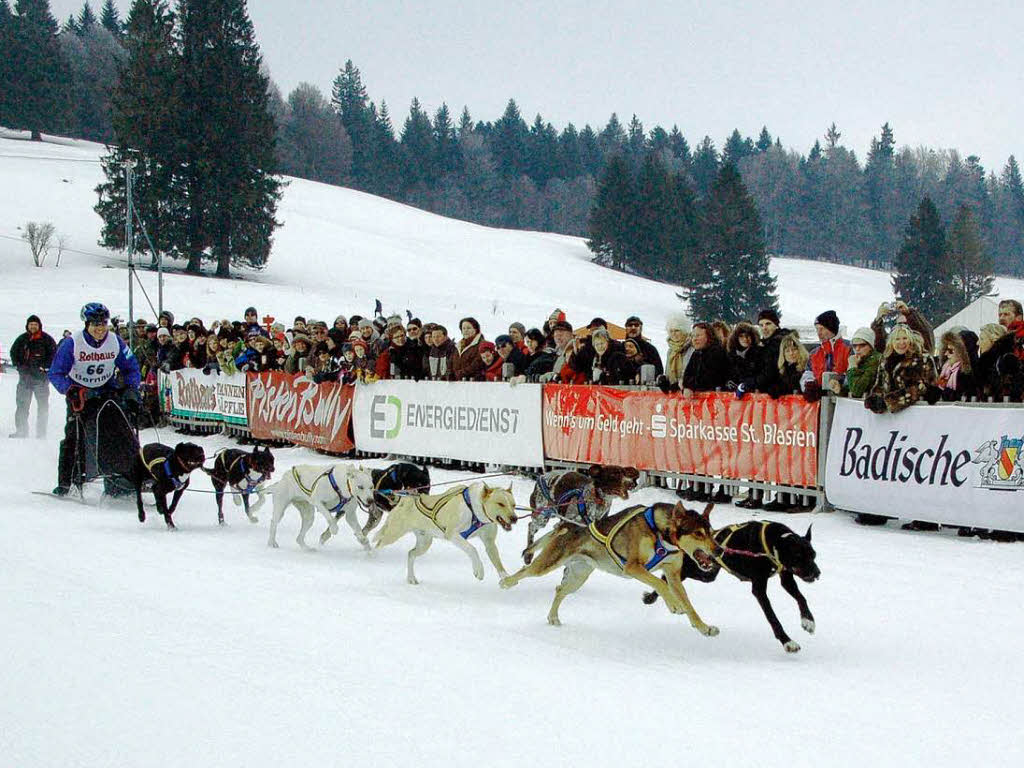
xmin=373 ymin=482 xmax=518 ymax=584
xmin=267 ymin=464 xmax=376 ymax=551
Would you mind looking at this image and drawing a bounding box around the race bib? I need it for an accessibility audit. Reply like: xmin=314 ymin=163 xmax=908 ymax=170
xmin=68 ymin=329 xmax=121 ymax=388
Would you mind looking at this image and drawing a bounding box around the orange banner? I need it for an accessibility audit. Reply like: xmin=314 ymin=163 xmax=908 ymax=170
xmin=246 ymin=372 xmax=354 ymax=453
xmin=542 ymin=386 xmax=819 ymax=487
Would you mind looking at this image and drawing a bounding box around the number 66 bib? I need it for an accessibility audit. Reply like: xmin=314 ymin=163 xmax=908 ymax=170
xmin=68 ymin=329 xmax=121 ymax=388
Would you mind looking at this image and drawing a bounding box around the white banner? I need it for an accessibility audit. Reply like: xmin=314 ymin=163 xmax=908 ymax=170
xmin=825 ymin=398 xmax=1024 ymax=532
xmin=352 ymin=380 xmax=544 ymax=466
xmin=163 ymin=369 xmax=248 ymax=425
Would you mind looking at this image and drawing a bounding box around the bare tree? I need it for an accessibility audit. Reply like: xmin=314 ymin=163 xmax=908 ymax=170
xmin=56 ymin=234 xmax=69 ymax=267
xmin=22 ymin=222 xmax=56 ymax=267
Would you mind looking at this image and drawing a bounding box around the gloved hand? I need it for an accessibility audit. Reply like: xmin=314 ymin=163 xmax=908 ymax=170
xmin=803 ymin=381 xmax=821 ymax=403
xmin=123 ymin=387 xmax=142 ymax=417
xmin=66 ymin=384 xmax=84 ymax=404
xmin=735 ymin=382 xmax=748 ymax=400
xmin=923 ymin=384 xmax=942 ymax=405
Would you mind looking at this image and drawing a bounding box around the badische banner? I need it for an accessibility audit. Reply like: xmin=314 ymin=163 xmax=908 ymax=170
xmin=352 ymin=380 xmax=544 ymax=466
xmin=825 ymin=398 xmax=1024 ymax=532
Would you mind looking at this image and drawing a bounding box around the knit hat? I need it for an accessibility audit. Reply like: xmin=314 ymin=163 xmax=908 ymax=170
xmin=291 ymin=333 xmax=311 ymax=348
xmin=815 ymin=310 xmax=840 ymax=336
xmin=244 ymin=306 xmax=257 ymax=316
xmin=549 ymin=308 xmax=566 ymax=323
xmin=157 ymin=327 xmax=171 ymax=339
xmin=294 ymin=315 xmax=306 ymax=324
xmin=358 ymin=318 xmax=374 ymax=330
xmin=551 ymin=319 xmax=573 ymax=333
xmin=625 ymin=315 xmax=642 ymax=326
xmin=757 ymin=308 xmax=781 ymax=326
xmin=478 ymin=341 xmax=496 ymax=355
xmin=494 ymin=334 xmax=514 ymax=347
xmin=351 ymin=339 xmax=368 ymax=352
xmin=666 ymin=313 xmax=691 ymax=333
xmin=508 ymin=322 xmax=526 ymax=337
xmin=588 ymin=317 xmax=608 ymax=329
xmin=850 ymin=327 xmax=874 ymax=348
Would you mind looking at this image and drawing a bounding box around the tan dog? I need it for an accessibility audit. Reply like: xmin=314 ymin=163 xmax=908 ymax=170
xmin=500 ymin=501 xmax=722 ymax=634
xmin=373 ymin=482 xmax=517 ymax=584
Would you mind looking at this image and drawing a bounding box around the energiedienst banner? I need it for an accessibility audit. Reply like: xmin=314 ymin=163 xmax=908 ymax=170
xmin=542 ymin=386 xmax=819 ymax=486
xmin=246 ymin=372 xmax=354 ymax=453
xmin=825 ymin=398 xmax=1024 ymax=532
xmin=164 ymin=369 xmax=248 ymax=425
xmin=352 ymin=380 xmax=544 ymax=466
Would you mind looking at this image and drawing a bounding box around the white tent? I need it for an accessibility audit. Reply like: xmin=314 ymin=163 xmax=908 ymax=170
xmin=934 ymin=296 xmax=1000 ymax=338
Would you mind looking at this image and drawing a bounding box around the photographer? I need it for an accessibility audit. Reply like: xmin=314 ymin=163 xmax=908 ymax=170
xmin=829 ymin=327 xmax=880 ymax=398
xmin=871 ymin=300 xmax=934 ymax=354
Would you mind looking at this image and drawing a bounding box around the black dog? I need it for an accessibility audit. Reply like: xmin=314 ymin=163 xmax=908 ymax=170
xmin=203 ymin=446 xmax=275 ymax=525
xmin=359 ymin=462 xmax=431 ymax=535
xmin=132 ymin=442 xmax=206 ymax=530
xmin=643 ymin=520 xmax=820 ymax=652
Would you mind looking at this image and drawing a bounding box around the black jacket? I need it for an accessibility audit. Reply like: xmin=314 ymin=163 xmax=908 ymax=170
xmin=626 ymin=335 xmax=664 ymax=376
xmin=10 ymin=323 xmax=57 ymax=379
xmin=682 ymin=344 xmax=730 ymax=392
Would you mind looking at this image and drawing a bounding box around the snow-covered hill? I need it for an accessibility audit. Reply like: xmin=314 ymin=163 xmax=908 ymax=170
xmin=2 ymin=135 xmax=1023 ymax=768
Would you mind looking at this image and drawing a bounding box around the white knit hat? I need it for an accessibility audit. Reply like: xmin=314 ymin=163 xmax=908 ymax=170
xmin=850 ymin=327 xmax=874 ymax=348
xmin=665 ymin=313 xmax=692 ymax=333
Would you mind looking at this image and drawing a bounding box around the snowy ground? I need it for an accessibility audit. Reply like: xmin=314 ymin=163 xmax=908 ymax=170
xmin=2 ymin=135 xmax=1024 ymax=767
xmin=1 ymin=371 xmax=1023 ymax=768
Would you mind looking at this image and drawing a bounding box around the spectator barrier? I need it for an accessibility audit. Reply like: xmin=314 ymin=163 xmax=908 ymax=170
xmin=157 ymin=371 xmax=1024 ymax=533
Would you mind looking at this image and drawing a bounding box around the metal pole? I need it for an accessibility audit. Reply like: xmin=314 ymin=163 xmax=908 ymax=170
xmin=125 ymin=160 xmax=135 ymax=345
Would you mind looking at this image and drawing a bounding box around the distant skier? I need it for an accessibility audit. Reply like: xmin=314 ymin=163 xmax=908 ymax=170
xmin=9 ymin=314 xmax=57 ymax=438
xmin=48 ymin=303 xmax=142 ymax=497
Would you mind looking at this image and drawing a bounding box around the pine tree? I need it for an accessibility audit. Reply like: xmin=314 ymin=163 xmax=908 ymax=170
xmin=0 ymin=0 xmax=13 ymax=125
xmin=76 ymin=1 xmax=96 ymax=32
xmin=690 ymin=136 xmax=719 ymax=199
xmin=631 ymin=152 xmax=672 ymax=277
xmin=61 ymin=12 xmax=77 ymax=33
xmin=399 ymin=97 xmax=436 ymax=192
xmin=577 ymin=125 xmax=602 ymax=177
xmin=945 ymin=204 xmax=994 ymax=310
xmin=721 ymin=129 xmax=753 ymax=166
xmin=668 ymin=126 xmax=690 ymax=168
xmin=177 ymin=0 xmax=281 ymax=276
xmin=331 ymin=60 xmax=377 ymax=191
xmin=865 ymin=122 xmax=900 ymax=262
xmin=8 ymin=0 xmax=72 ymax=140
xmin=95 ymin=0 xmax=180 ymax=263
xmin=598 ymin=113 xmax=626 ymax=157
xmin=555 ymin=123 xmax=583 ymax=179
xmin=99 ymin=0 xmax=120 ymax=35
xmin=688 ymin=163 xmax=777 ymax=323
xmin=892 ymin=197 xmax=952 ymax=322
xmin=664 ymin=172 xmax=700 ymax=287
xmin=526 ymin=114 xmax=558 ymax=186
xmin=755 ymin=126 xmax=773 ymax=153
xmin=491 ymin=99 xmax=528 ymax=179
xmin=993 ymin=156 xmax=1024 ymax=275
xmin=433 ymin=103 xmax=460 ymax=178
xmin=587 ymin=154 xmax=634 ymax=271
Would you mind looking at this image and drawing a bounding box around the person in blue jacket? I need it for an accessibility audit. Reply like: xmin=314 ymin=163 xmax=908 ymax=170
xmin=48 ymin=302 xmax=142 ymax=496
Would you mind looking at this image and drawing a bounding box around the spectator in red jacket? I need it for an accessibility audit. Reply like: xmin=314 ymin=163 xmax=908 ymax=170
xmin=479 ymin=341 xmax=504 ymax=381
xmin=809 ymin=310 xmax=851 ymax=387
xmin=998 ymin=299 xmax=1024 ymax=361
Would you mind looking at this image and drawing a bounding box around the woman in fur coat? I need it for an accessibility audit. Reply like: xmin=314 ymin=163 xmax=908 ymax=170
xmin=865 ymin=324 xmax=935 ymax=414
xmin=727 ymin=322 xmax=762 ymax=392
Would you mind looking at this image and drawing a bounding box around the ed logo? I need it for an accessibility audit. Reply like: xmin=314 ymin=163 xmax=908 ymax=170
xmin=370 ymin=394 xmax=402 ymax=439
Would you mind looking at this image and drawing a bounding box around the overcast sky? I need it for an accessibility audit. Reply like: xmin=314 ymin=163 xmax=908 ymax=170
xmin=54 ymin=0 xmax=1024 ymax=170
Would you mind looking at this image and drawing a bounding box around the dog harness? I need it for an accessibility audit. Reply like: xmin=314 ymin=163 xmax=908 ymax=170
xmin=290 ymin=466 xmax=352 ymax=515
xmin=588 ymin=506 xmax=678 ymax=572
xmin=714 ymin=522 xmax=784 ymax=575
xmin=536 ymin=473 xmax=592 ymax=523
xmin=139 ymin=447 xmax=189 ymax=490
xmin=413 ymin=486 xmax=487 ymax=539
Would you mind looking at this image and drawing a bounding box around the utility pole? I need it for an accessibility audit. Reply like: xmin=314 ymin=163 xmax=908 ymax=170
xmin=124 ymin=160 xmax=136 ymax=345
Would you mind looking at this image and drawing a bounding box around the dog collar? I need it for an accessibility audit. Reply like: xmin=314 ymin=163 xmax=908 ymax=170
xmin=459 ymin=486 xmax=485 ymax=540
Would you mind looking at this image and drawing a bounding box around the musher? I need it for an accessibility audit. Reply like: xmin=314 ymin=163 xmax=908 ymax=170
xmin=48 ymin=302 xmax=142 ymax=497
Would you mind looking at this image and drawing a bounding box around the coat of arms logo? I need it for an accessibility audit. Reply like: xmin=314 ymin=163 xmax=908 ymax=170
xmin=972 ymin=435 xmax=1024 ymax=490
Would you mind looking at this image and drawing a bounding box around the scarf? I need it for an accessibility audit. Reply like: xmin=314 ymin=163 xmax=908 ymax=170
xmin=666 ymin=338 xmax=691 ymax=384
xmin=938 ymin=359 xmax=961 ymax=390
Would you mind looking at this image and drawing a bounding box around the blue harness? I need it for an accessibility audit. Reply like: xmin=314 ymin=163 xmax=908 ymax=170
xmin=162 ymin=459 xmax=187 ymax=490
xmin=641 ymin=507 xmax=677 ymax=570
xmin=459 ymin=487 xmax=485 ymax=540
xmin=326 ymin=470 xmax=350 ymax=516
xmin=537 ymin=475 xmax=590 ymax=522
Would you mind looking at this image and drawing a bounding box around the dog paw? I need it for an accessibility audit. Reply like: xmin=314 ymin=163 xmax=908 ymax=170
xmin=407 ymin=576 xmax=419 ymax=585
xmin=248 ymin=516 xmax=259 ymax=524
xmin=268 ymin=540 xmax=279 ymax=549
xmin=499 ymin=576 xmax=516 ymax=590
xmin=319 ymin=532 xmax=331 ymax=546
xmin=218 ymin=518 xmax=226 ymax=527
xmin=801 ymin=618 xmax=816 ymax=634
xmin=473 ymin=568 xmax=484 ymax=581
xmin=702 ymin=624 xmax=720 ymax=637
xmin=784 ymin=640 xmax=801 ymax=653
xmin=547 ymin=615 xmax=562 ymax=627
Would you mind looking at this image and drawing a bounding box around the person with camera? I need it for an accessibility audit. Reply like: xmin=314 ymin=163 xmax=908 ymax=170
xmin=871 ymin=299 xmax=934 ymax=354
xmin=48 ymin=303 xmax=142 ymax=497
xmin=828 ymin=327 xmax=880 ymax=398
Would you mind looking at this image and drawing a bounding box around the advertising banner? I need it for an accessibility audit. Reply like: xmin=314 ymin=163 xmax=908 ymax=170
xmin=542 ymin=386 xmax=819 ymax=486
xmin=164 ymin=369 xmax=248 ymax=425
xmin=825 ymin=398 xmax=1024 ymax=532
xmin=352 ymin=380 xmax=544 ymax=466
xmin=246 ymin=372 xmax=354 ymax=453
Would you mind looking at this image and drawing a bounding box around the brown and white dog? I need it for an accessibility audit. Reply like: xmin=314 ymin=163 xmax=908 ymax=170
xmin=524 ymin=465 xmax=640 ymax=563
xmin=501 ymin=501 xmax=721 ymax=634
xmin=373 ymin=482 xmax=517 ymax=585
